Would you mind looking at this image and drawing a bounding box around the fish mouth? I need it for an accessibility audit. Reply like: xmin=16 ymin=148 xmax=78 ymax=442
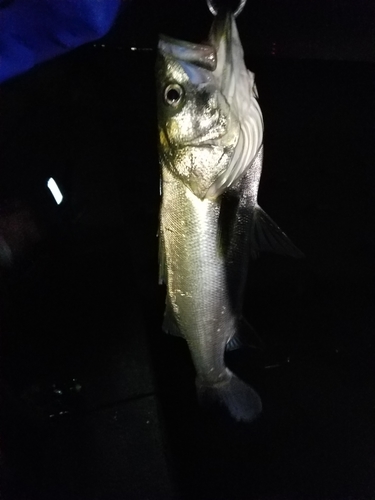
xmin=158 ymin=13 xmax=233 ymax=73
xmin=158 ymin=35 xmax=217 ymax=71
xmin=208 ymin=13 xmax=236 ymax=91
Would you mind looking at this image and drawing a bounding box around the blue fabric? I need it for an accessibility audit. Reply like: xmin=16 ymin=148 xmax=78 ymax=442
xmin=0 ymin=0 xmax=122 ymax=83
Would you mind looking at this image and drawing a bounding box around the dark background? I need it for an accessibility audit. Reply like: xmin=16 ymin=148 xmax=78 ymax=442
xmin=0 ymin=1 xmax=374 ymax=499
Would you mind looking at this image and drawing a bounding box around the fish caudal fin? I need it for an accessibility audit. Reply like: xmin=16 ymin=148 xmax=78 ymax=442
xmin=196 ymin=372 xmax=262 ymax=423
xmin=250 ymin=205 xmax=304 ymax=259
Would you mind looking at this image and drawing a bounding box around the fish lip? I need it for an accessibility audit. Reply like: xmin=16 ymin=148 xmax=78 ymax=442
xmin=159 ymin=34 xmax=213 ymax=52
xmin=158 ymin=34 xmax=217 ymax=71
xmin=158 ymin=13 xmax=233 ymax=71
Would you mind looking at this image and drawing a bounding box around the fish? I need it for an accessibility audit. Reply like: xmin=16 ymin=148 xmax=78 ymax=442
xmin=156 ymin=13 xmax=302 ymax=422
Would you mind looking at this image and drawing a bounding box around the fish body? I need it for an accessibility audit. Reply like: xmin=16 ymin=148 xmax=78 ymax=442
xmin=156 ymin=14 xmax=301 ymax=422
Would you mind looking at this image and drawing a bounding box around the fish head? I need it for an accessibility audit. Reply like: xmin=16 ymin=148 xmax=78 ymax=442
xmin=156 ymin=15 xmax=263 ymax=200
xmin=156 ymin=35 xmax=235 ymax=145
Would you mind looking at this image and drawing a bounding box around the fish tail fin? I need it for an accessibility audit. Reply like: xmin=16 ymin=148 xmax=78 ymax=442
xmin=196 ymin=372 xmax=262 ymax=423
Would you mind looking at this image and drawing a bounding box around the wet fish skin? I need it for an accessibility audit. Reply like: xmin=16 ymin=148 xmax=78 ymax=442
xmin=156 ymin=14 xmax=300 ymax=422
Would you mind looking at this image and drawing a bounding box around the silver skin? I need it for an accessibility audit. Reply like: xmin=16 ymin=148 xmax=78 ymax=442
xmin=156 ymin=15 xmax=297 ymax=421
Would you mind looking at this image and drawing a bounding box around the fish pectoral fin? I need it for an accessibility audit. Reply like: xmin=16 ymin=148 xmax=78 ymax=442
xmin=250 ymin=205 xmax=304 ymax=259
xmin=158 ymin=227 xmax=166 ymax=285
xmin=226 ymin=317 xmax=266 ymax=352
xmin=162 ymin=298 xmax=185 ymax=338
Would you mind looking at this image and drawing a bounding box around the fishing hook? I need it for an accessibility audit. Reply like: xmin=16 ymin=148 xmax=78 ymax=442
xmin=206 ymin=0 xmax=247 ymax=17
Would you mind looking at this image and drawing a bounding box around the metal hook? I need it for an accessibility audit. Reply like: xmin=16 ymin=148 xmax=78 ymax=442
xmin=206 ymin=0 xmax=247 ymax=18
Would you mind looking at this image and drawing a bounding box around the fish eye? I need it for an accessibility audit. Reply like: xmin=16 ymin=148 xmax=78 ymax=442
xmin=164 ymin=84 xmax=183 ymax=107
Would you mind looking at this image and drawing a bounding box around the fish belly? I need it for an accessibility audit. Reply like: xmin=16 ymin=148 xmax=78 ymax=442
xmin=160 ymin=166 xmax=236 ymax=386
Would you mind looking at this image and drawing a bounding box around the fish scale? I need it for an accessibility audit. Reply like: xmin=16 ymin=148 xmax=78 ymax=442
xmin=161 ymin=164 xmax=235 ymax=384
xmin=157 ymin=13 xmax=301 ymax=422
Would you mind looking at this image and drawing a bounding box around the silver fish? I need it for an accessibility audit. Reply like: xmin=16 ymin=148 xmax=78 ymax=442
xmin=156 ymin=14 xmax=301 ymax=422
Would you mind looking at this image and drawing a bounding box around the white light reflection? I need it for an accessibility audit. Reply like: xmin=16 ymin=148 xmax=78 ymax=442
xmin=47 ymin=178 xmax=63 ymax=205
xmin=130 ymin=47 xmax=153 ymax=52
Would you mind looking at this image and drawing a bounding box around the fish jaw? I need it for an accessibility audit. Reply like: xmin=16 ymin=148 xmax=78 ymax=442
xmin=158 ymin=35 xmax=216 ymax=71
xmin=159 ymin=142 xmax=234 ymax=201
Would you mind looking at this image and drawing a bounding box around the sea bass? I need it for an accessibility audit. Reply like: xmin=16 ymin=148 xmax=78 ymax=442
xmin=156 ymin=13 xmax=301 ymax=422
